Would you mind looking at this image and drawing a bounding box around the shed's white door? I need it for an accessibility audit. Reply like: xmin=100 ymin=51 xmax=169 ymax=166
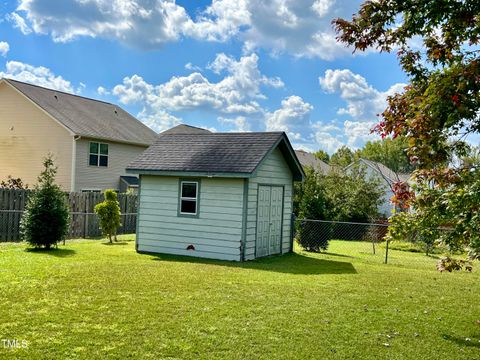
xmin=256 ymin=185 xmax=283 ymax=257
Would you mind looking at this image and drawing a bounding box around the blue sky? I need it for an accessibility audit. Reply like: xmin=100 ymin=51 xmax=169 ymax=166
xmin=0 ymin=0 xmax=409 ymax=153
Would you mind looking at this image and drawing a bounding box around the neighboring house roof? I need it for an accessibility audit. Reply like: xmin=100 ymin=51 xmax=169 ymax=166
xmin=127 ymin=132 xmax=304 ymax=181
xmin=160 ymin=124 xmax=211 ymax=135
xmin=120 ymin=176 xmax=139 ymax=187
xmin=294 ymin=150 xmax=332 ymax=175
xmin=346 ymin=158 xmax=411 ymax=183
xmin=2 ymin=78 xmax=157 ymax=146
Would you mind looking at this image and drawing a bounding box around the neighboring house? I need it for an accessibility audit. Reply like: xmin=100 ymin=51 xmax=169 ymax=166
xmin=160 ymin=124 xmax=211 ymax=135
xmin=294 ymin=149 xmax=333 ymax=175
xmin=345 ymin=158 xmax=410 ymax=217
xmin=127 ymin=132 xmax=304 ymax=261
xmin=0 ymin=78 xmax=157 ymax=192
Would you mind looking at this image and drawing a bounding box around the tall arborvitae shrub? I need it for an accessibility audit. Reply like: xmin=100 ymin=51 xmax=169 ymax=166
xmin=94 ymin=189 xmax=121 ymax=243
xmin=20 ymin=155 xmax=70 ymax=249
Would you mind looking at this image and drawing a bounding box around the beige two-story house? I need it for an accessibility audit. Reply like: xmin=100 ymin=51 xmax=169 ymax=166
xmin=0 ymin=78 xmax=157 ymax=192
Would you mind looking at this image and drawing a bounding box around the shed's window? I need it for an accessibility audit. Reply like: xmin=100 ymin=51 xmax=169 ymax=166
xmin=89 ymin=142 xmax=108 ymax=167
xmin=180 ymin=181 xmax=198 ymax=215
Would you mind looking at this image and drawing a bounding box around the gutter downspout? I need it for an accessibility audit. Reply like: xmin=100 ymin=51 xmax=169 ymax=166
xmin=71 ymin=135 xmax=81 ymax=191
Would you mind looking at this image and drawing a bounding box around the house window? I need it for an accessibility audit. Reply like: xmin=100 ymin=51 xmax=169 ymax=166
xmin=179 ymin=181 xmax=199 ymax=216
xmin=89 ymin=142 xmax=108 ymax=167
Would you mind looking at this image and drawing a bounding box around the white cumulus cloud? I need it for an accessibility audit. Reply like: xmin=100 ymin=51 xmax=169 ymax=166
xmin=0 ymin=60 xmax=78 ymax=93
xmin=112 ymin=53 xmax=282 ymax=116
xmin=314 ymin=69 xmax=406 ymax=152
xmin=183 ymin=0 xmax=251 ymax=42
xmin=138 ymin=109 xmax=182 ymax=132
xmin=97 ymin=86 xmax=110 ymax=96
xmin=241 ymin=0 xmax=362 ymax=59
xmin=15 ymin=0 xmax=190 ymax=46
xmin=265 ymin=95 xmax=313 ymax=140
xmin=184 ymin=62 xmax=202 ymax=71
xmin=0 ymin=42 xmax=9 ymax=57
xmin=343 ymin=120 xmax=377 ymax=148
xmin=11 ymin=0 xmax=364 ymax=60
xmin=218 ymin=116 xmax=250 ymax=132
xmin=109 ymin=53 xmax=284 ymax=132
xmin=6 ymin=12 xmax=32 ymax=34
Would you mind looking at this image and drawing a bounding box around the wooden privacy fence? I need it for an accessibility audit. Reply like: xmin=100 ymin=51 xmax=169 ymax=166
xmin=0 ymin=189 xmax=138 ymax=242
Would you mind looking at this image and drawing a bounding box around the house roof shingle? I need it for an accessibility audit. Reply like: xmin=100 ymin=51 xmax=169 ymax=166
xmin=120 ymin=176 xmax=139 ymax=186
xmin=127 ymin=132 xmax=304 ymax=180
xmin=348 ymin=158 xmax=411 ymax=183
xmin=160 ymin=124 xmax=211 ymax=135
xmin=3 ymin=78 xmax=157 ymax=146
xmin=294 ymin=150 xmax=333 ymax=175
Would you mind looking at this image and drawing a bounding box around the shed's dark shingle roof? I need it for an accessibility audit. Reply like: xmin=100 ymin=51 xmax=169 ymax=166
xmin=127 ymin=132 xmax=304 ymax=180
xmin=4 ymin=78 xmax=157 ymax=146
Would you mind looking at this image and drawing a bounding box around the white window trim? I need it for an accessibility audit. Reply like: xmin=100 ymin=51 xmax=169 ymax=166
xmin=89 ymin=142 xmax=109 ymax=167
xmin=179 ymin=181 xmax=198 ymax=215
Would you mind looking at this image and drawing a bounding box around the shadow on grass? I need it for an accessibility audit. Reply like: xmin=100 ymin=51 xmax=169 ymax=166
xmin=149 ymin=252 xmax=357 ymax=275
xmin=321 ymin=252 xmax=355 ymax=259
xmin=85 ymin=236 xmax=135 ymax=242
xmin=443 ymin=334 xmax=480 ymax=348
xmin=25 ymin=247 xmax=76 ymax=257
xmin=101 ymin=241 xmax=130 ymax=246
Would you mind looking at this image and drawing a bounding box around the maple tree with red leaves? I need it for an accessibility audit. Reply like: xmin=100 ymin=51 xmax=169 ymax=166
xmin=334 ymin=0 xmax=480 ymax=267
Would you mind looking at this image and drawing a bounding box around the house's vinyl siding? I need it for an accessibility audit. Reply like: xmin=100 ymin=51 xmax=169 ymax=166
xmin=137 ymin=176 xmax=244 ymax=261
xmin=362 ymin=166 xmax=393 ymax=217
xmin=245 ymin=147 xmax=293 ymax=260
xmin=75 ymin=138 xmax=147 ymax=191
xmin=0 ymin=82 xmax=72 ymax=190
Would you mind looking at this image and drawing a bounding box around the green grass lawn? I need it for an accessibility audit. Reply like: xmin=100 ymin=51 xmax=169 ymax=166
xmin=0 ymin=236 xmax=479 ymax=359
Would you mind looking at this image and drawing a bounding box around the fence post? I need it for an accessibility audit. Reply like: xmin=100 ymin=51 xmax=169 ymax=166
xmin=84 ymin=193 xmax=89 ymax=238
xmin=384 ymin=239 xmax=389 ymax=264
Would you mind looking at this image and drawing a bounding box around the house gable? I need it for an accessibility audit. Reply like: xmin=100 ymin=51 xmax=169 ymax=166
xmin=0 ymin=81 xmax=73 ymax=189
xmin=244 ymin=147 xmax=293 ymax=260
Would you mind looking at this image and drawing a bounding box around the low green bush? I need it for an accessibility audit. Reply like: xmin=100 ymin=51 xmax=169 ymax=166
xmin=94 ymin=189 xmax=121 ymax=243
xmin=296 ymin=221 xmax=329 ymax=252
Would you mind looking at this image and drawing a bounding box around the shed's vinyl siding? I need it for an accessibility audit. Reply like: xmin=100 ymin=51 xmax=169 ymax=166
xmin=245 ymin=147 xmax=293 ymax=260
xmin=137 ymin=176 xmax=244 ymax=261
xmin=0 ymin=82 xmax=72 ymax=190
xmin=75 ymin=138 xmax=147 ymax=191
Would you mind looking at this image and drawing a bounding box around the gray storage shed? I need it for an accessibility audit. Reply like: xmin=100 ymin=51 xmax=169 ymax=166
xmin=127 ymin=131 xmax=304 ymax=261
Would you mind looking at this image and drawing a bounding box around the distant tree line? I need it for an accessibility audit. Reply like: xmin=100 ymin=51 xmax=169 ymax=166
xmin=314 ymin=136 xmax=415 ymax=173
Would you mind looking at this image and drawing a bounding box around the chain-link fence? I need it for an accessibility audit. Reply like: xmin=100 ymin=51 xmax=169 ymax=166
xmin=294 ymin=219 xmax=455 ymax=270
